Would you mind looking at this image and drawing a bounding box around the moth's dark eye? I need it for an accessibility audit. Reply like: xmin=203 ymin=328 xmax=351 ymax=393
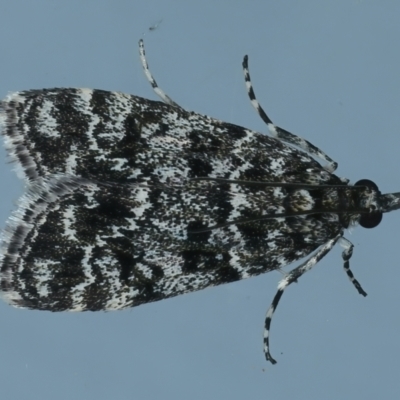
xmin=358 ymin=212 xmax=382 ymax=229
xmin=354 ymin=179 xmax=383 ymax=229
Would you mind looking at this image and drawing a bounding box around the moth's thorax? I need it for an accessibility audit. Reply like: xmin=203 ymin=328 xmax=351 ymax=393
xmin=263 ymin=185 xmax=369 ymax=213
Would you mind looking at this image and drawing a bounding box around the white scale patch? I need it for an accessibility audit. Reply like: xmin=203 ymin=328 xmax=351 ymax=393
xmin=61 ymin=205 xmax=78 ymax=240
xmin=269 ymin=157 xmax=286 ymax=175
xmin=37 ymin=100 xmax=60 ymax=138
xmin=111 ymin=158 xmax=128 ymax=171
xmin=65 ymin=154 xmax=78 ymax=175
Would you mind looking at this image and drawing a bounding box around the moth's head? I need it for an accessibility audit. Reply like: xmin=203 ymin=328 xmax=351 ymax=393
xmin=354 ymin=179 xmax=382 ymax=228
xmin=355 ymin=179 xmax=400 ymax=229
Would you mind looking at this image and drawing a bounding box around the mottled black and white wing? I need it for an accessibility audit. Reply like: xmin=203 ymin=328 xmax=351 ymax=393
xmin=0 ymin=172 xmax=346 ymax=312
xmin=1 ymin=88 xmax=340 ymax=186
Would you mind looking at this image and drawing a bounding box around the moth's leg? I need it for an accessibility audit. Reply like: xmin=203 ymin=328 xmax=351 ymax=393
xmin=339 ymin=237 xmax=367 ymax=296
xmin=139 ymin=39 xmax=184 ymax=110
xmin=242 ymin=55 xmax=337 ymax=173
xmin=263 ymin=233 xmax=342 ymax=364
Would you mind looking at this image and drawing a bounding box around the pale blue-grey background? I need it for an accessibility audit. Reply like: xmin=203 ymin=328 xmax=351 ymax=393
xmin=0 ymin=1 xmax=399 ymax=399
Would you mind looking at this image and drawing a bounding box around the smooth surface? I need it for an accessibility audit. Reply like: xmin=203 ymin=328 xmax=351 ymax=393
xmin=0 ymin=1 xmax=399 ymax=399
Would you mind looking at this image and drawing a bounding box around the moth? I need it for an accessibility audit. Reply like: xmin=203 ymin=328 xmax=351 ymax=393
xmin=0 ymin=40 xmax=399 ymax=364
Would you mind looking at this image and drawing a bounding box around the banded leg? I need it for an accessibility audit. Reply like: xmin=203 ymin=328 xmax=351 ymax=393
xmin=264 ymin=233 xmax=342 ymax=364
xmin=242 ymin=55 xmax=337 ymax=173
xmin=138 ymin=39 xmax=183 ymax=110
xmin=339 ymin=237 xmax=367 ymax=296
